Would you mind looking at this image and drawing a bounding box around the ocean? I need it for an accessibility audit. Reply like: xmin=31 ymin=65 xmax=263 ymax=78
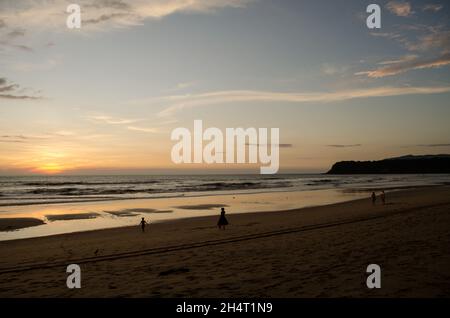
xmin=2 ymin=174 xmax=450 ymax=207
xmin=1 ymin=174 xmax=450 ymax=240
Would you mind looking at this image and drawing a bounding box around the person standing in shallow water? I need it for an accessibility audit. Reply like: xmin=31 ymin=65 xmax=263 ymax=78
xmin=217 ymin=207 xmax=229 ymax=230
xmin=380 ymin=190 xmax=386 ymax=205
xmin=371 ymin=192 xmax=376 ymax=205
xmin=140 ymin=217 xmax=148 ymax=233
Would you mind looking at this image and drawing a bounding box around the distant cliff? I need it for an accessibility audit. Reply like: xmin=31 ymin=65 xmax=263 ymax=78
xmin=327 ymin=155 xmax=450 ymax=174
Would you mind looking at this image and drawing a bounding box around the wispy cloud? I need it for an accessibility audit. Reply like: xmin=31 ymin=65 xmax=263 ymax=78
xmin=0 ymin=134 xmax=50 ymax=143
xmin=405 ymin=29 xmax=450 ymax=52
xmin=363 ymin=18 xmax=450 ymax=78
xmin=422 ymin=4 xmax=443 ymax=12
xmin=0 ymin=135 xmax=27 ymax=143
xmin=0 ymin=77 xmax=42 ymax=100
xmin=246 ymin=143 xmax=293 ymax=148
xmin=416 ymin=143 xmax=450 ymax=147
xmin=11 ymin=58 xmax=60 ymax=72
xmin=10 ymin=44 xmax=33 ymax=52
xmin=165 ymin=81 xmax=198 ymax=93
xmin=152 ymin=85 xmax=450 ymax=117
xmin=321 ymin=63 xmax=349 ymax=76
xmin=87 ymin=115 xmax=142 ymax=125
xmin=0 ymin=0 xmax=253 ymax=33
xmin=6 ymin=29 xmax=26 ymax=39
xmin=355 ymin=52 xmax=450 ymax=78
xmin=377 ymin=55 xmax=418 ymax=65
xmin=0 ymin=0 xmax=254 ymax=54
xmin=127 ymin=126 xmax=160 ymax=133
xmin=386 ymin=1 xmax=413 ymax=17
xmin=327 ymin=144 xmax=362 ymax=148
xmin=86 ymin=114 xmax=167 ymax=134
xmin=0 ymin=21 xmax=32 ymax=53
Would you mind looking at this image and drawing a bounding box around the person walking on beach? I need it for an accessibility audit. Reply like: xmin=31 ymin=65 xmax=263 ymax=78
xmin=380 ymin=190 xmax=386 ymax=205
xmin=217 ymin=207 xmax=229 ymax=230
xmin=140 ymin=217 xmax=148 ymax=233
xmin=371 ymin=192 xmax=376 ymax=205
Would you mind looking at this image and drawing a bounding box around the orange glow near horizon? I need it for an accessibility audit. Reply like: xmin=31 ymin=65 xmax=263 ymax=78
xmin=25 ymin=148 xmax=72 ymax=175
xmin=33 ymin=163 xmax=65 ymax=174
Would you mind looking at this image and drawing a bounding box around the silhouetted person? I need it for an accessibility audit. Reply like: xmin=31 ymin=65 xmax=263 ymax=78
xmin=140 ymin=217 xmax=148 ymax=233
xmin=371 ymin=192 xmax=376 ymax=205
xmin=217 ymin=207 xmax=229 ymax=230
xmin=380 ymin=190 xmax=386 ymax=205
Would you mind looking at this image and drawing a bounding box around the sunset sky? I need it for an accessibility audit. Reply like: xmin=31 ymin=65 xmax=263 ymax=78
xmin=1 ymin=0 xmax=449 ymax=175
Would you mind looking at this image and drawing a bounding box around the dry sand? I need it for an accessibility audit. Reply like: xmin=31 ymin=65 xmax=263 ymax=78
xmin=0 ymin=186 xmax=449 ymax=297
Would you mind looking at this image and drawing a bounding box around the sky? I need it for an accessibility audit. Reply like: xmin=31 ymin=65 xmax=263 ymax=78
xmin=0 ymin=0 xmax=449 ymax=175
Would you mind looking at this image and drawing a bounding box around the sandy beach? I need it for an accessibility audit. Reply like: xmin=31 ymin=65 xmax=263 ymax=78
xmin=0 ymin=186 xmax=449 ymax=298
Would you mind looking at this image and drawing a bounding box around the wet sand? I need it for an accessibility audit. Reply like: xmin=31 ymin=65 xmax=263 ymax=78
xmin=0 ymin=188 xmax=368 ymax=240
xmin=0 ymin=186 xmax=449 ymax=297
xmin=45 ymin=213 xmax=100 ymax=222
xmin=0 ymin=218 xmax=45 ymax=232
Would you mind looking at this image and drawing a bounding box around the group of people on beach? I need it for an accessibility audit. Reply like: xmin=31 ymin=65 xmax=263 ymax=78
xmin=371 ymin=190 xmax=386 ymax=205
xmin=139 ymin=207 xmax=229 ymax=233
xmin=139 ymin=189 xmax=388 ymax=233
xmin=139 ymin=190 xmax=386 ymax=233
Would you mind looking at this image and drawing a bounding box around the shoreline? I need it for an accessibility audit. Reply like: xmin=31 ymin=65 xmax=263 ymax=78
xmin=1 ymin=185 xmax=446 ymax=244
xmin=0 ymin=187 xmax=370 ymax=241
xmin=0 ymin=185 xmax=445 ymax=242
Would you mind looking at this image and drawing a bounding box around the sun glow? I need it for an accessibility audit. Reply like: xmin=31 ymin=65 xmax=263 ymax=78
xmin=34 ymin=163 xmax=65 ymax=174
xmin=28 ymin=149 xmax=70 ymax=174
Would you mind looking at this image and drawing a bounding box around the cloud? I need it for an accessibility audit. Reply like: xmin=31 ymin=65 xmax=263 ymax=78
xmin=86 ymin=0 xmax=132 ymax=11
xmin=83 ymin=13 xmax=132 ymax=26
xmin=152 ymin=85 xmax=450 ymax=117
xmin=377 ymin=55 xmax=418 ymax=65
xmin=87 ymin=115 xmax=165 ymax=133
xmin=165 ymin=81 xmax=198 ymax=93
xmin=0 ymin=77 xmax=42 ymax=100
xmin=0 ymin=84 xmax=19 ymax=93
xmin=370 ymin=26 xmax=450 ymax=53
xmin=327 ymin=144 xmax=362 ymax=148
xmin=422 ymin=4 xmax=443 ymax=12
xmin=0 ymin=135 xmax=27 ymax=143
xmin=386 ymin=1 xmax=413 ymax=17
xmin=366 ymin=22 xmax=450 ymax=78
xmin=0 ymin=134 xmax=49 ymax=142
xmin=0 ymin=140 xmax=26 ymax=143
xmin=0 ymin=0 xmax=253 ymax=54
xmin=0 ymin=94 xmax=40 ymax=100
xmin=12 ymin=58 xmax=60 ymax=72
xmin=127 ymin=126 xmax=160 ymax=133
xmin=246 ymin=143 xmax=293 ymax=148
xmin=175 ymin=81 xmax=197 ymax=90
xmin=87 ymin=115 xmax=142 ymax=125
xmin=416 ymin=143 xmax=450 ymax=147
xmin=355 ymin=53 xmax=450 ymax=78
xmin=53 ymin=130 xmax=77 ymax=137
xmin=321 ymin=63 xmax=348 ymax=76
xmin=405 ymin=29 xmax=450 ymax=52
xmin=10 ymin=44 xmax=33 ymax=52
xmin=6 ymin=29 xmax=26 ymax=38
xmin=0 ymin=0 xmax=253 ymax=33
